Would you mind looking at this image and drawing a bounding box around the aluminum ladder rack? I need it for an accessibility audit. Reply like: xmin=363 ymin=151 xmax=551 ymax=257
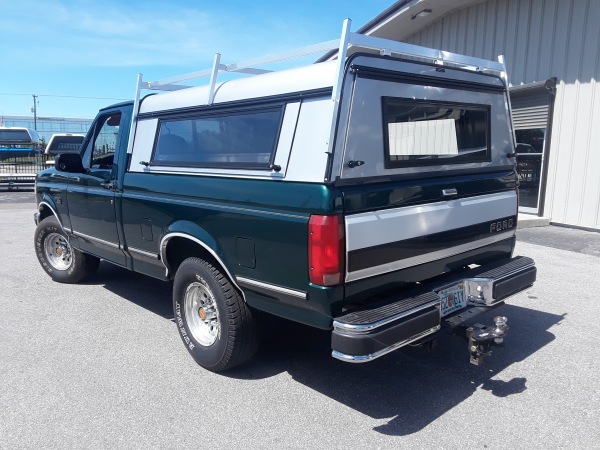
xmin=126 ymin=18 xmax=508 ymax=156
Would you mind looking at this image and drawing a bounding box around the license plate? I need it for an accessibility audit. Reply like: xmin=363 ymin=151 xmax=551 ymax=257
xmin=437 ymin=282 xmax=467 ymax=317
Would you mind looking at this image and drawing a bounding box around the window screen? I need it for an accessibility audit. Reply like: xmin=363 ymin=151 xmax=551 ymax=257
xmin=152 ymin=108 xmax=282 ymax=169
xmin=382 ymin=98 xmax=490 ymax=168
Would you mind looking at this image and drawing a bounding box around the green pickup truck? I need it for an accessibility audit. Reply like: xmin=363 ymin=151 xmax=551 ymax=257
xmin=33 ymin=21 xmax=536 ymax=371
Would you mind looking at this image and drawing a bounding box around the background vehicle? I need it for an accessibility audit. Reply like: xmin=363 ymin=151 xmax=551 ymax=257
xmin=43 ymin=133 xmax=85 ymax=167
xmin=44 ymin=133 xmax=85 ymax=155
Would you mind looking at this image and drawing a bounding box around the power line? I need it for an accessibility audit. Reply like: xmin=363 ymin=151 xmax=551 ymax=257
xmin=0 ymin=92 xmax=128 ymax=101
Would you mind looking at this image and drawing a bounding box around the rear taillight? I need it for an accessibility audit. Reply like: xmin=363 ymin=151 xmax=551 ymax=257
xmin=308 ymin=215 xmax=345 ymax=286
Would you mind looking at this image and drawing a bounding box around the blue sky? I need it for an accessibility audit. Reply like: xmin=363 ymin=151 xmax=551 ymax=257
xmin=1 ymin=0 xmax=393 ymax=120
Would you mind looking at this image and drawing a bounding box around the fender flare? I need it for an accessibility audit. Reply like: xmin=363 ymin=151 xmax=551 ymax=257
xmin=37 ymin=198 xmax=67 ymax=231
xmin=159 ymin=221 xmax=244 ymax=299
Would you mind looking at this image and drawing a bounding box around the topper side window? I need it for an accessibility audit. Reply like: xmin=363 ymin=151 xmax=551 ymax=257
xmin=151 ymin=107 xmax=283 ymax=169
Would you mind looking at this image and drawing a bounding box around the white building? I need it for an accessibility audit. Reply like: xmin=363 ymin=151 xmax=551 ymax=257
xmin=359 ymin=0 xmax=600 ymax=230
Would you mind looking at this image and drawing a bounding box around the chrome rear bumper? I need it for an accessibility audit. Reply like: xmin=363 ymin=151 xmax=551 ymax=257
xmin=331 ymin=256 xmax=536 ymax=363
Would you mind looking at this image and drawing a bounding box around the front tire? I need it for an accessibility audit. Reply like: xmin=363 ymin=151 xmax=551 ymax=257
xmin=34 ymin=216 xmax=100 ymax=283
xmin=173 ymin=257 xmax=260 ymax=371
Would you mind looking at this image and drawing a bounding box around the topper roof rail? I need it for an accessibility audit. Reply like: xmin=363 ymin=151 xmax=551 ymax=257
xmin=125 ymin=18 xmax=507 ymax=155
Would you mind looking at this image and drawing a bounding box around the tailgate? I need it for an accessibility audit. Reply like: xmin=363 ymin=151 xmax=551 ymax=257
xmin=345 ymin=189 xmax=517 ymax=282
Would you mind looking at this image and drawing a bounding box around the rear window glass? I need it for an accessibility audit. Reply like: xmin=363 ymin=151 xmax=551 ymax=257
xmin=152 ymin=107 xmax=283 ymax=169
xmin=382 ymin=98 xmax=490 ymax=168
xmin=0 ymin=129 xmax=32 ymax=144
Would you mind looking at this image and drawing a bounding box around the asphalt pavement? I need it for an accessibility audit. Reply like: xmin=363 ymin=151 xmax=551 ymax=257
xmin=0 ymin=187 xmax=36 ymax=205
xmin=1 ymin=192 xmax=599 ymax=449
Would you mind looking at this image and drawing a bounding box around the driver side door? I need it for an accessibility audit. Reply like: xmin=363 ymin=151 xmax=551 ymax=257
xmin=66 ymin=110 xmax=126 ymax=266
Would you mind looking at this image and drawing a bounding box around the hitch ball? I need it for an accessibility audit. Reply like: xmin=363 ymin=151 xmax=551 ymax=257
xmin=493 ymin=316 xmax=508 ymax=344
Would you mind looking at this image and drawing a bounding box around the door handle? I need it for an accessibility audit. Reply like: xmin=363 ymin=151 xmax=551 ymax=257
xmin=102 ymin=180 xmax=116 ymax=191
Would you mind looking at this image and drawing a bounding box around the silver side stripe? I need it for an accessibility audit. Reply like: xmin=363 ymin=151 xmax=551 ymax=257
xmin=71 ymin=231 xmax=120 ymax=249
xmin=236 ymin=276 xmax=307 ymax=300
xmin=128 ymin=246 xmax=159 ymax=259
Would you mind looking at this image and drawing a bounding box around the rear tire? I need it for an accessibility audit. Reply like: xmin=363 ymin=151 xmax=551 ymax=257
xmin=34 ymin=216 xmax=100 ymax=283
xmin=173 ymin=257 xmax=260 ymax=371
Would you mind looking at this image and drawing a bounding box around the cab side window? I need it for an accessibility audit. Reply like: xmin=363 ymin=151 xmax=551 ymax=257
xmin=88 ymin=114 xmax=121 ymax=169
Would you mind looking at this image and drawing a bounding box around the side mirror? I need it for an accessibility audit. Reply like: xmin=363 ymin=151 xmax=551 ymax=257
xmin=55 ymin=153 xmax=85 ymax=173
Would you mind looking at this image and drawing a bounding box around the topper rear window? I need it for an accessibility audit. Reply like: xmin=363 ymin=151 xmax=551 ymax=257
xmin=382 ymin=98 xmax=490 ymax=168
xmin=151 ymin=107 xmax=283 ymax=169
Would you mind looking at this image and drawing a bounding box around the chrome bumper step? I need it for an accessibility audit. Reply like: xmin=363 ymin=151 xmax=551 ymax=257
xmin=331 ymin=256 xmax=536 ymax=363
xmin=332 ymin=291 xmax=441 ymax=363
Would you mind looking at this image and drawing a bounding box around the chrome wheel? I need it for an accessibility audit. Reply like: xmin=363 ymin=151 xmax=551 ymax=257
xmin=44 ymin=232 xmax=73 ymax=270
xmin=184 ymin=280 xmax=220 ymax=347
xmin=173 ymin=258 xmax=260 ymax=370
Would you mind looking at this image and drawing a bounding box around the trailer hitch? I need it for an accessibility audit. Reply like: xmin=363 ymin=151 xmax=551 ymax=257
xmin=464 ymin=316 xmax=509 ymax=366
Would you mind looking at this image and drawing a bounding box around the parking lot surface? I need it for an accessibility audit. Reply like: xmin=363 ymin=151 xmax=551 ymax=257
xmin=1 ymin=195 xmax=599 ymax=449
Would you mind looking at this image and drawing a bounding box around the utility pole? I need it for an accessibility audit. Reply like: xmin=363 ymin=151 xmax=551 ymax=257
xmin=31 ymin=94 xmax=38 ymax=130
